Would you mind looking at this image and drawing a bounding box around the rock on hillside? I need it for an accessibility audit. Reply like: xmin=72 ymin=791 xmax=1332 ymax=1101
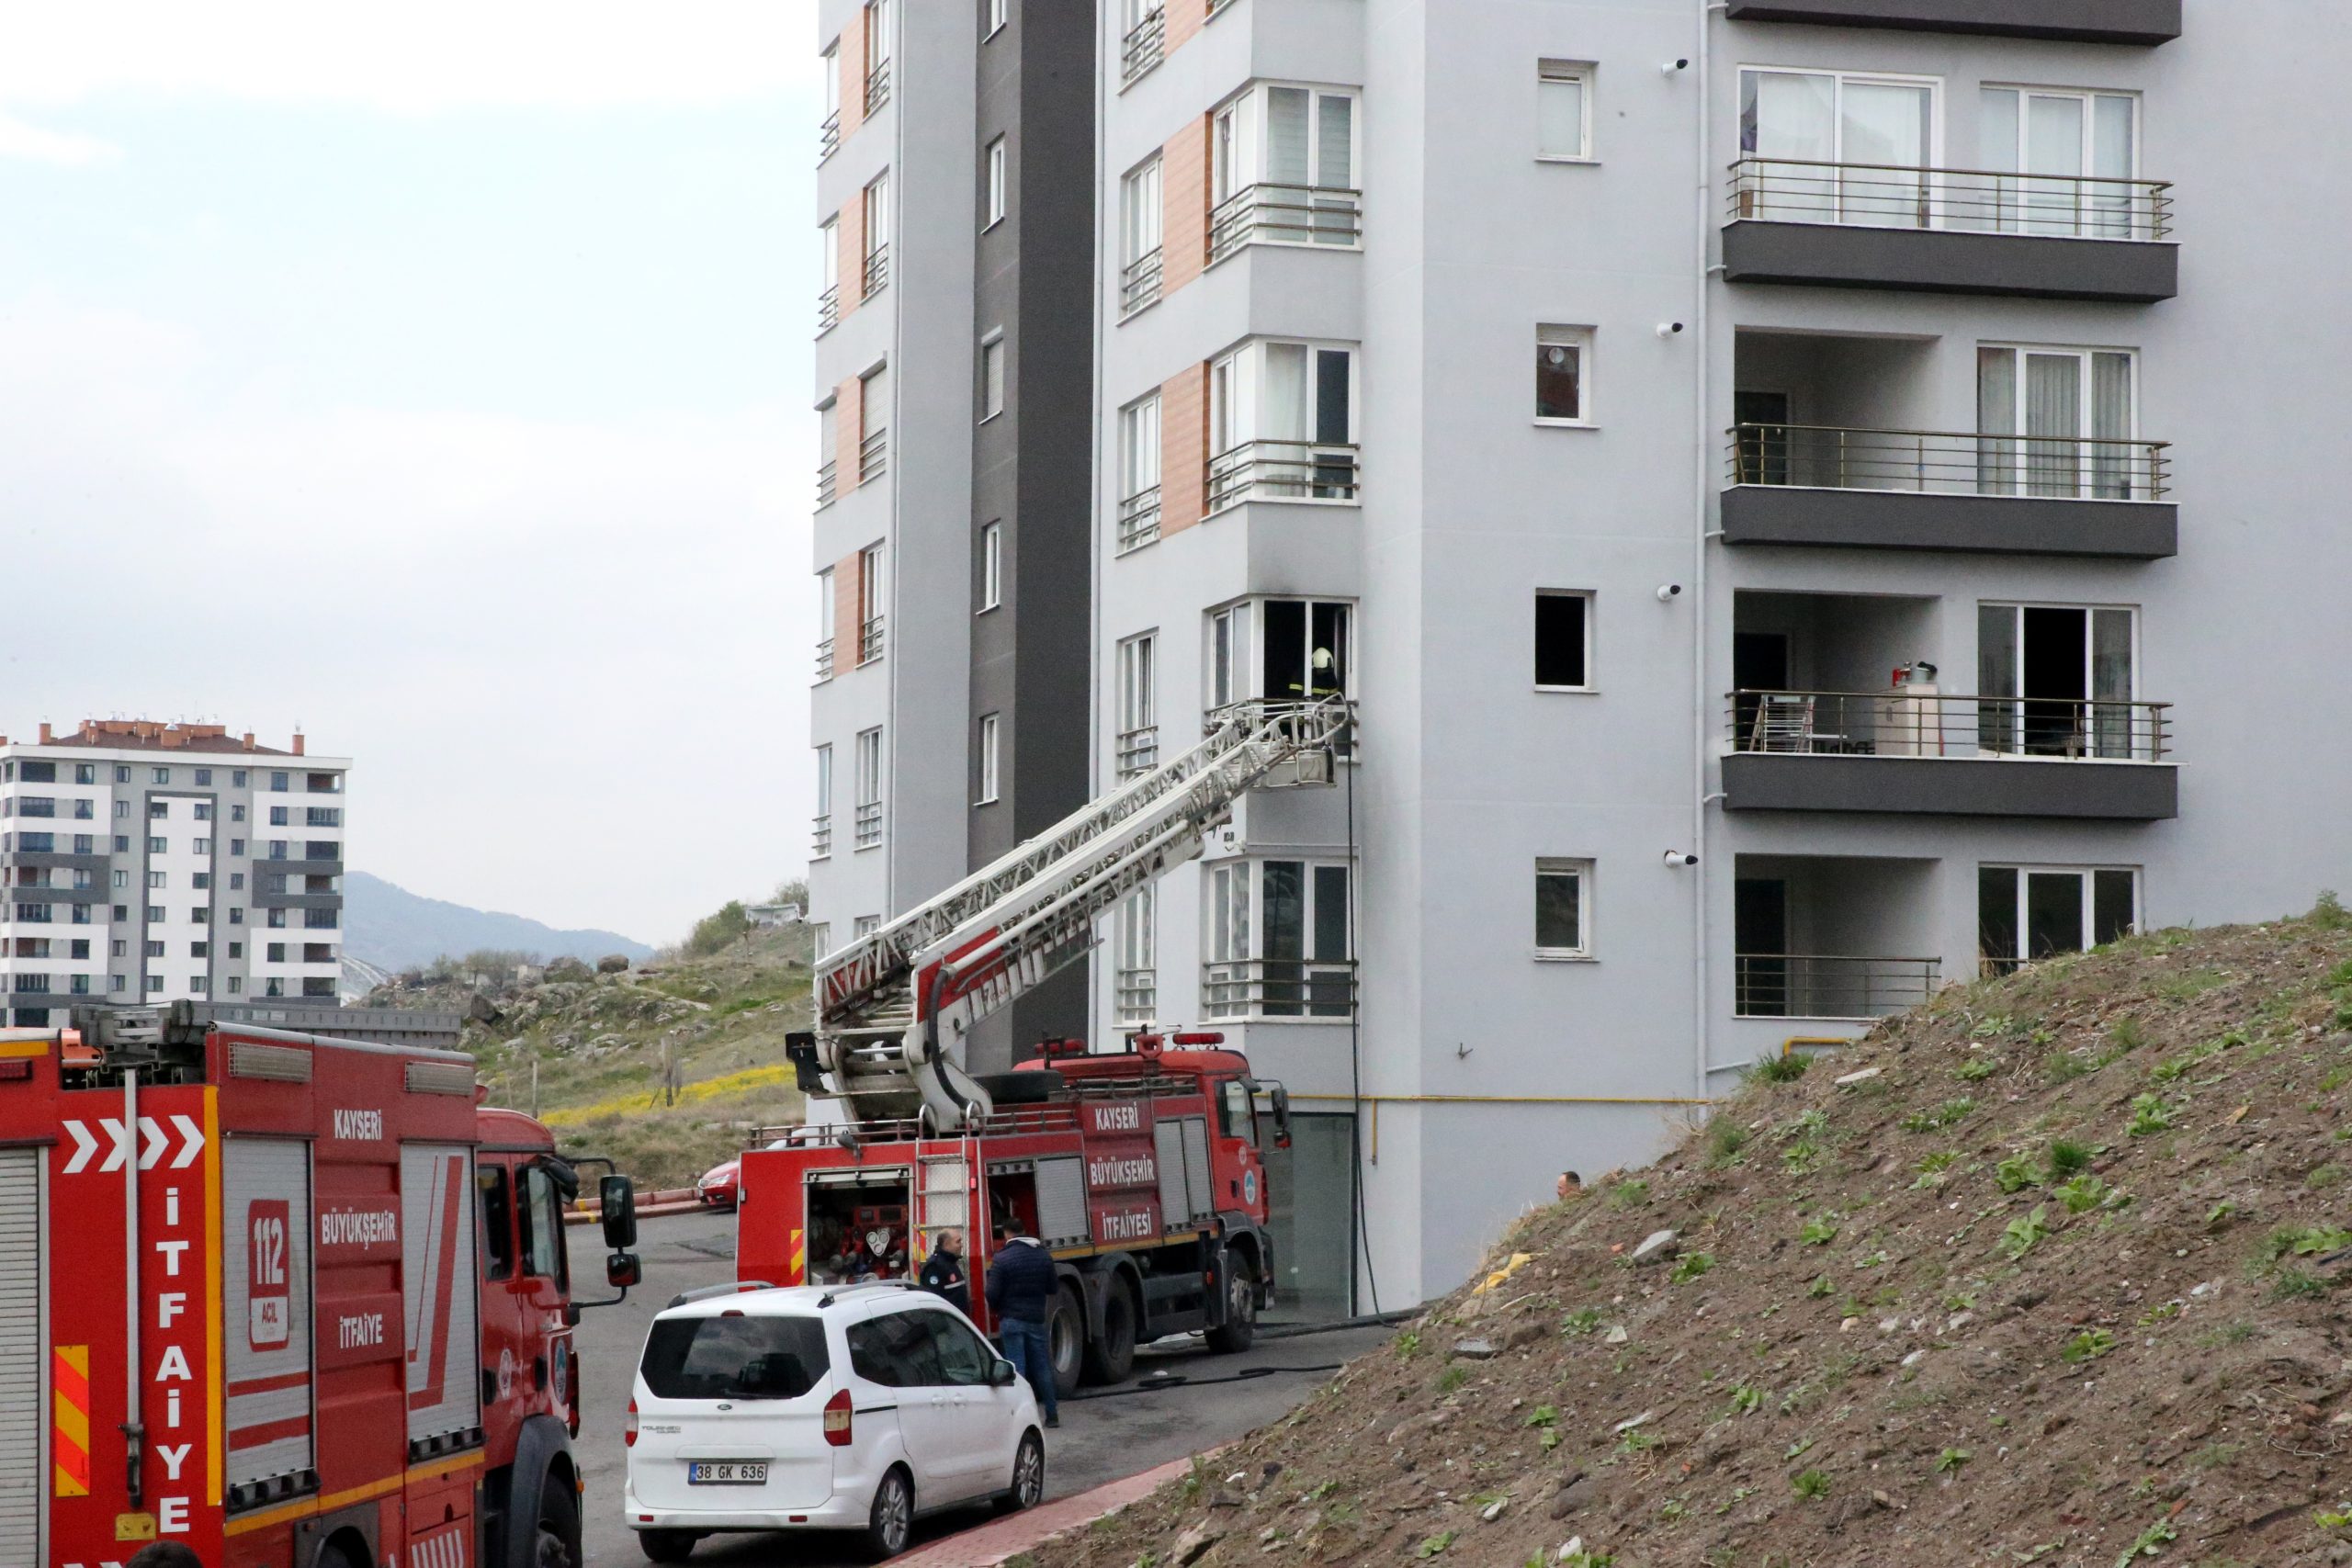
xmin=1032 ymin=909 xmax=2352 ymax=1568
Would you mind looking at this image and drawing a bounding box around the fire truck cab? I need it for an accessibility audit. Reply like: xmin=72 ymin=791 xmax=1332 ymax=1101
xmin=0 ymin=1005 xmax=641 ymax=1568
xmin=741 ymin=1032 xmax=1290 ymax=1392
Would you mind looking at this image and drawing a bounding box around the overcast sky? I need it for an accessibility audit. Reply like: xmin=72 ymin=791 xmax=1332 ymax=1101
xmin=0 ymin=3 xmax=821 ymax=947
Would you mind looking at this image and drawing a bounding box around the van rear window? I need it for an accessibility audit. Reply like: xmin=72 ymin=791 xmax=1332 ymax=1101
xmin=640 ymin=1315 xmax=831 ymax=1401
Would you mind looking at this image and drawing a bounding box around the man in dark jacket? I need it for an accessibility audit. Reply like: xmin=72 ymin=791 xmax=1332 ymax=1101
xmin=985 ymin=1227 xmax=1059 ymax=1426
xmin=919 ymin=1228 xmax=971 ymax=1313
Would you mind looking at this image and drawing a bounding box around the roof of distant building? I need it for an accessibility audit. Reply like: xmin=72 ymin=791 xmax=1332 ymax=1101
xmin=0 ymin=719 xmax=317 ymax=757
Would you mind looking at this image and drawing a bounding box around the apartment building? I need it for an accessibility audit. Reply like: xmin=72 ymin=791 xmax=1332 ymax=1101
xmin=806 ymin=0 xmax=1097 ymax=1061
xmin=1090 ymin=0 xmax=2352 ymax=1314
xmin=0 ymin=721 xmax=349 ymax=1023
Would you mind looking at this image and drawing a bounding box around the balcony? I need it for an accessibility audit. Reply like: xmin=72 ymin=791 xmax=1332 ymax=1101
xmin=820 ymin=110 xmax=841 ymax=163
xmin=1735 ymin=954 xmax=1939 ymax=1020
xmin=1723 ymin=0 xmax=2179 ymax=46
xmin=1208 ymin=184 xmax=1363 ymax=267
xmin=1115 ymin=967 xmax=1157 ymax=1028
xmin=815 ymin=637 xmax=835 ymax=682
xmin=1724 ymin=158 xmax=2177 ymax=302
xmin=1117 ymin=487 xmax=1160 ymax=553
xmin=1115 ymin=726 xmax=1159 ymax=780
xmin=817 ymin=459 xmax=838 ymax=510
xmin=1206 ymin=440 xmax=1360 ymax=514
xmin=1120 ymin=8 xmax=1164 ymax=85
xmin=865 ymin=62 xmax=890 ymax=116
xmin=854 ymin=801 xmax=882 ymax=851
xmin=862 ymin=243 xmax=889 ymax=298
xmin=1733 ymin=852 xmax=1941 ymax=1021
xmin=812 ymin=814 xmax=832 ymax=859
xmin=1120 ymin=248 xmax=1163 ymax=318
xmin=858 ymin=615 xmax=885 ymax=666
xmin=1203 ymin=959 xmax=1355 ymax=1022
xmin=1723 ymin=689 xmax=2177 ymax=819
xmin=818 ymin=285 xmax=839 ymax=334
xmin=859 ymin=426 xmax=889 ymax=485
xmin=1722 ymin=423 xmax=2176 ymax=558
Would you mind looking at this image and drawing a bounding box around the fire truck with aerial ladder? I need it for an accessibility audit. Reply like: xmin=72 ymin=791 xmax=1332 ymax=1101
xmin=738 ymin=697 xmax=1351 ymax=1392
xmin=0 ymin=1001 xmax=645 ymax=1568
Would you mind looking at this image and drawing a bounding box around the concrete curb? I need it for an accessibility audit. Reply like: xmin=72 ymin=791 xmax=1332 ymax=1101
xmin=893 ymin=1453 xmax=1201 ymax=1568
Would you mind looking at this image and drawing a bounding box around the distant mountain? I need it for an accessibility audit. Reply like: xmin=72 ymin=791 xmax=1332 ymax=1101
xmin=343 ymin=871 xmax=655 ymax=973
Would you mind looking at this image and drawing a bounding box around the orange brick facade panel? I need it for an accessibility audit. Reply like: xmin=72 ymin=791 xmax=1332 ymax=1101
xmin=1166 ymin=0 xmax=1208 ymax=51
xmin=833 ymin=552 xmax=863 ymax=663
xmin=1160 ymin=115 xmax=1208 ymax=296
xmin=837 ymin=376 xmax=864 ymax=498
xmin=1159 ymin=362 xmax=1208 ymax=536
xmin=838 ymin=14 xmax=866 ymax=141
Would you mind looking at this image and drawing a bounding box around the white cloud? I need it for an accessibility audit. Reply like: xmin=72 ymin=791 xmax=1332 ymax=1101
xmin=0 ymin=1 xmax=812 ymax=114
xmin=0 ymin=110 xmax=119 ymax=165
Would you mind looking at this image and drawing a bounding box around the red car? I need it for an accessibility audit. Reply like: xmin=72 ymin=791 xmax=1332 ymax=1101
xmin=696 ymin=1156 xmax=742 ymax=1210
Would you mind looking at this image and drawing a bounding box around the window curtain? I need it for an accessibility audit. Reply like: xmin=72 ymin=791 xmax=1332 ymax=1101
xmin=2090 ymin=608 xmax=2135 ymax=758
xmin=1975 ymin=346 xmax=2017 ymax=493
xmin=2023 ymin=352 xmax=2082 ymax=497
xmin=1838 ymin=82 xmax=1931 ymax=227
xmin=1741 ymin=71 xmax=1836 ymax=220
xmin=1977 ymin=604 xmax=2018 ymax=754
xmin=2090 ymin=352 xmax=2134 ymax=498
xmin=1313 ymin=95 xmax=1354 ymax=243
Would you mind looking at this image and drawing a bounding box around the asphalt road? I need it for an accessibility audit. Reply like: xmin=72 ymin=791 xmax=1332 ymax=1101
xmin=574 ymin=1210 xmax=1392 ymax=1567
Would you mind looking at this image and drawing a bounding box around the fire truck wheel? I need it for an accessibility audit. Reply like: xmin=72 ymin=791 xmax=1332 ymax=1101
xmin=996 ymin=1428 xmax=1046 ymax=1514
xmin=864 ymin=1464 xmax=916 ymax=1560
xmin=1047 ymin=1284 xmax=1086 ymax=1393
xmin=534 ymin=1475 xmax=582 ymax=1568
xmin=1081 ymin=1280 xmax=1137 ymax=1384
xmin=639 ymin=1529 xmax=700 ymax=1563
xmin=1204 ymin=1246 xmax=1258 ymax=1353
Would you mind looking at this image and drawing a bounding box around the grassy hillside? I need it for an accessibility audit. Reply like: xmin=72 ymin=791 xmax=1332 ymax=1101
xmin=1029 ymin=907 xmax=2352 ymax=1568
xmin=375 ymin=923 xmax=814 ymax=1188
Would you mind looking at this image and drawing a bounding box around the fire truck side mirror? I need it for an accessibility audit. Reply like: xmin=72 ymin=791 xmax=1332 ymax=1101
xmin=1268 ymin=1082 xmax=1294 ymax=1149
xmin=600 ymin=1174 xmax=639 ymax=1250
xmin=606 ymin=1251 xmax=643 ymax=1290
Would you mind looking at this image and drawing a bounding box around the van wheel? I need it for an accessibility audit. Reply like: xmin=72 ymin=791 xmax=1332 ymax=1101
xmin=997 ymin=1428 xmax=1046 ymax=1514
xmin=1081 ymin=1280 xmax=1137 ymax=1384
xmin=1204 ymin=1246 xmax=1258 ymax=1353
xmin=1047 ymin=1284 xmax=1085 ymax=1394
xmin=865 ymin=1464 xmax=915 ymax=1561
xmin=639 ymin=1530 xmax=699 ymax=1563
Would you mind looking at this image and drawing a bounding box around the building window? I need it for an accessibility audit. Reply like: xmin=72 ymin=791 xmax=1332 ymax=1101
xmin=1209 ymin=598 xmax=1351 ymax=712
xmin=1535 ymin=325 xmax=1593 ymax=424
xmin=267 ymin=942 xmax=287 ymax=963
xmin=145 ymin=941 xmax=165 ymax=959
xmin=74 ymin=764 xmax=95 ymax=784
xmin=978 ymin=523 xmax=1002 ymax=612
xmin=1204 ymin=859 xmax=1352 ymax=1020
xmin=1537 ymin=61 xmax=1594 ymax=161
xmin=1979 ymin=865 xmax=2137 ymax=976
xmin=1115 ymin=888 xmax=1156 ymax=1026
xmin=1534 ymin=592 xmax=1593 ymax=690
xmin=192 ymin=873 xmax=210 ymax=890
xmin=269 ymin=807 xmax=288 ymax=827
xmin=857 ymin=542 xmax=886 ymax=663
xmin=853 ymin=915 xmax=881 ymax=940
xmin=72 ymin=800 xmax=93 ymax=820
xmin=1977 ymin=86 xmax=2140 ymax=238
xmin=979 ymin=333 xmax=1005 ymax=421
xmin=146 ymin=871 xmax=165 ymax=889
xmin=817 ymin=217 xmax=839 ymax=331
xmin=809 ymin=921 xmax=831 ymax=959
xmin=1119 ymin=155 xmax=1163 ymax=315
xmin=977 ymin=714 xmax=1001 ymax=804
xmin=1976 ymin=345 xmax=2142 ymax=500
xmin=227 ymin=976 xmax=243 ymax=994
xmin=149 ymin=802 xmax=168 ymax=820
xmin=1977 ymin=603 xmax=2142 ymax=758
xmin=1208 ymin=85 xmax=1360 ymax=257
xmin=230 ymin=840 xmax=243 ymax=856
xmin=191 ymin=942 xmax=209 ymax=959
xmin=231 ymin=805 xmax=244 ymax=822
xmin=232 ymin=770 xmax=246 ymax=787
xmin=984 ymin=136 xmax=1007 ymax=227
xmin=1117 ymin=633 xmax=1158 ymax=777
xmin=194 ymin=769 xmax=212 ymax=786
xmin=1207 ymin=341 xmax=1359 ymax=509
xmin=152 ymin=768 xmax=170 ymax=785
xmin=812 ymin=745 xmax=833 ymax=859
xmin=146 ymin=976 xmax=164 ymax=994
xmin=1737 ymin=68 xmax=1935 ymax=225
xmin=1535 ymin=859 xmax=1592 ymax=958
xmin=854 ymin=728 xmax=884 ymax=850
xmin=113 ymin=801 xmax=127 ymax=818
xmin=1118 ymin=394 xmax=1162 ymax=548
xmin=862 ymin=174 xmax=891 ymax=294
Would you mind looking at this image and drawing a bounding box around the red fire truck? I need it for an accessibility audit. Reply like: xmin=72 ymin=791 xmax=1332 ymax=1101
xmin=740 ymin=1032 xmax=1292 ymax=1390
xmin=745 ymin=700 xmax=1348 ymax=1389
xmin=0 ymin=1004 xmax=643 ymax=1568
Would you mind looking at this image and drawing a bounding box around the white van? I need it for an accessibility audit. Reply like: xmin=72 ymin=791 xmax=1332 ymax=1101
xmin=625 ymin=1282 xmax=1046 ymax=1561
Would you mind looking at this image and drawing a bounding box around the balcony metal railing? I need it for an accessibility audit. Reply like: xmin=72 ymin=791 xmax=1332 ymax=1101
xmin=1117 ymin=486 xmax=1161 ymax=551
xmin=862 ymin=243 xmax=890 ymax=297
xmin=1203 ymin=958 xmax=1356 ymax=1021
xmin=1208 ymin=183 xmax=1363 ymax=264
xmin=1206 ymin=439 xmax=1360 ymax=512
xmin=854 ymin=801 xmax=883 ymax=850
xmin=815 ymin=637 xmax=835 ymax=682
xmin=1115 ymin=726 xmax=1159 ymax=779
xmin=1727 ymin=689 xmax=2171 ymax=762
xmin=859 ymin=426 xmax=889 ymax=484
xmin=865 ymin=62 xmax=891 ymax=116
xmin=1120 ymin=248 xmax=1163 ymax=316
xmin=812 ymin=814 xmax=833 ymax=859
xmin=817 ymin=458 xmax=838 ymax=509
xmin=1115 ymin=967 xmax=1157 ymax=1026
xmin=820 ymin=110 xmax=841 ymax=162
xmin=1727 ymin=423 xmax=2169 ymax=502
xmin=1120 ymin=9 xmax=1165 ymax=85
xmin=857 ymin=615 xmax=886 ymax=665
xmin=818 ymin=285 xmax=840 ymax=333
xmin=1207 ymin=0 xmax=1238 ymax=14
xmin=1735 ymin=953 xmax=1941 ymax=1021
xmin=1728 ymin=156 xmax=2173 ymax=242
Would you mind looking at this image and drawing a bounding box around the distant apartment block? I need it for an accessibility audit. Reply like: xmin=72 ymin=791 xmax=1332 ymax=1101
xmin=0 ymin=721 xmax=349 ymax=1023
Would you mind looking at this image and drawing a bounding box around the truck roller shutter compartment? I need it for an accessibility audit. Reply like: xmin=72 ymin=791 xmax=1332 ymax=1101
xmin=0 ymin=1147 xmax=44 ymax=1565
xmin=224 ymin=1138 xmax=316 ymax=1493
xmin=401 ymin=1145 xmax=481 ymax=1451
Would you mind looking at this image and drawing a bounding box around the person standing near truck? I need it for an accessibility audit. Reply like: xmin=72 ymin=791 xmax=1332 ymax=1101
xmin=920 ymin=1227 xmax=971 ymax=1313
xmin=985 ymin=1227 xmax=1060 ymax=1427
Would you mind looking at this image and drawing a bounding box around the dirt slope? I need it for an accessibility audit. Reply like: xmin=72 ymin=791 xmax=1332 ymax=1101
xmin=1027 ymin=911 xmax=2352 ymax=1568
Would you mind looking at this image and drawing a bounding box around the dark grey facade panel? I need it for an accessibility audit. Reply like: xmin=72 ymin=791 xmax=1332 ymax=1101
xmin=1723 ymin=754 xmax=2178 ymax=820
xmin=1723 ymin=0 xmax=2180 ymax=46
xmin=1722 ymin=221 xmax=2178 ymax=304
xmin=249 ymin=890 xmax=345 ymax=911
xmin=1720 ymin=487 xmax=2177 ymax=559
xmin=2 ymin=851 xmax=113 ymax=874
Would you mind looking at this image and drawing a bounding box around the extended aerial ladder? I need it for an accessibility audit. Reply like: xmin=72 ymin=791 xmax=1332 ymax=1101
xmin=794 ymin=696 xmax=1352 ymax=1130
